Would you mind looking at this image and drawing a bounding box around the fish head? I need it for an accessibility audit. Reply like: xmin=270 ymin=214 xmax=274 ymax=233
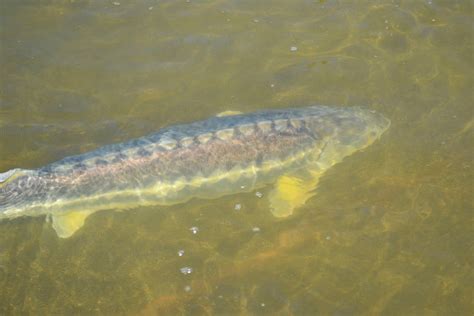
xmin=304 ymin=106 xmax=390 ymax=165
xmin=335 ymin=107 xmax=390 ymax=150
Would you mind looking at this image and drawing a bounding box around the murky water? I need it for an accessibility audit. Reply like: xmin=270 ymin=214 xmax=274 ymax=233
xmin=0 ymin=1 xmax=472 ymax=315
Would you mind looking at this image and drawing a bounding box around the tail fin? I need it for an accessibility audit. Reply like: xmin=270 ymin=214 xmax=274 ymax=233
xmin=0 ymin=168 xmax=34 ymax=216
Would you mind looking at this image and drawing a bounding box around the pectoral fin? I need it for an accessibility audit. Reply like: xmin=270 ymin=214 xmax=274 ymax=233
xmin=268 ymin=169 xmax=322 ymax=218
xmin=51 ymin=211 xmax=94 ymax=238
xmin=216 ymin=110 xmax=242 ymax=117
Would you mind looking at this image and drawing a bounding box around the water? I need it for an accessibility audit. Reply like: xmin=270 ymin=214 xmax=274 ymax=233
xmin=0 ymin=1 xmax=472 ymax=314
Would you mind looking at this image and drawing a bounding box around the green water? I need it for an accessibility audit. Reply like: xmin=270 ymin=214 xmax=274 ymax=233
xmin=0 ymin=1 xmax=472 ymax=315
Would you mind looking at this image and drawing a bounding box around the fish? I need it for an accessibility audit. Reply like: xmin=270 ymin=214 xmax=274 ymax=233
xmin=0 ymin=105 xmax=390 ymax=238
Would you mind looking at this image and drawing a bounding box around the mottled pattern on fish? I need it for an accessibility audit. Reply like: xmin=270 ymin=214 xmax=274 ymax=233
xmin=22 ymin=110 xmax=321 ymax=208
xmin=0 ymin=106 xmax=390 ymax=227
xmin=42 ymin=108 xmax=317 ymax=177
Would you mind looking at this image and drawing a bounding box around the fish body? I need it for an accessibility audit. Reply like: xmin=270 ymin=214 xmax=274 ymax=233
xmin=0 ymin=105 xmax=390 ymax=237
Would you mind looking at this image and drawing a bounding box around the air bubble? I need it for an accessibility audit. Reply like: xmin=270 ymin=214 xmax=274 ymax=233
xmin=180 ymin=267 xmax=193 ymax=275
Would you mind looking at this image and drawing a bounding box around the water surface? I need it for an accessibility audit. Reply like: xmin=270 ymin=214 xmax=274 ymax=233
xmin=0 ymin=1 xmax=472 ymax=314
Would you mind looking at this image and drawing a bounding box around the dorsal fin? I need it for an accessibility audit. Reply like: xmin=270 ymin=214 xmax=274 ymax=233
xmin=0 ymin=168 xmax=32 ymax=186
xmin=216 ymin=110 xmax=243 ymax=117
xmin=0 ymin=169 xmax=17 ymax=182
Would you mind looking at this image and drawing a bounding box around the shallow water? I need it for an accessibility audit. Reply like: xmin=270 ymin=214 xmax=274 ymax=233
xmin=0 ymin=1 xmax=472 ymax=315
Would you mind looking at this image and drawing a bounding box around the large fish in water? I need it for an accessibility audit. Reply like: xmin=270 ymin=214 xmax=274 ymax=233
xmin=0 ymin=105 xmax=390 ymax=238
